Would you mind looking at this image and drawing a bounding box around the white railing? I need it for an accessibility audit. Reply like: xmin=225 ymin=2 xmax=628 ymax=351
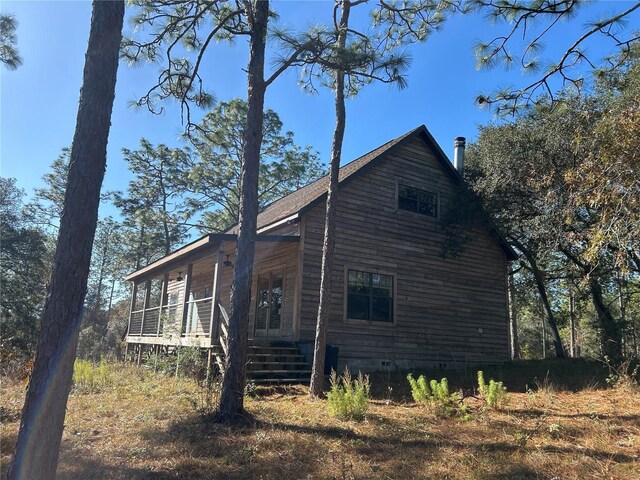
xmin=182 ymin=297 xmax=213 ymax=336
xmin=218 ymin=303 xmax=229 ymax=355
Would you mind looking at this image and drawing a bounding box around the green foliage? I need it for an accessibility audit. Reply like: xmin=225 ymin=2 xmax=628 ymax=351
xmin=186 ymin=98 xmax=325 ymax=233
xmin=147 ymin=346 xmax=207 ymax=379
xmin=73 ymin=358 xmax=112 ymax=393
xmin=327 ymin=369 xmax=371 ymax=421
xmin=477 ymin=371 xmax=509 ymax=409
xmin=467 ymin=0 xmax=640 ymax=114
xmin=465 ymin=52 xmax=640 ymax=361
xmin=0 ymin=178 xmax=49 ymax=359
xmin=0 ymin=14 xmax=22 ymax=70
xmin=604 ymin=356 xmax=639 ymax=391
xmin=114 ymin=139 xmax=191 ymax=264
xmin=406 ymin=374 xmax=464 ymax=418
xmin=548 ymin=423 xmax=563 ymax=439
xmin=23 ymin=148 xmax=69 ymax=234
xmin=188 ymin=374 xmax=223 ymax=415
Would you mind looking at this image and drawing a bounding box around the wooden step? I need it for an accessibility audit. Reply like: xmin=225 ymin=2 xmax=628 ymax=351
xmin=243 ymin=341 xmax=312 ymax=384
xmin=249 ymin=369 xmax=312 ymax=374
xmin=248 ymin=348 xmax=300 ymax=356
xmin=251 ymin=377 xmax=311 ymax=384
xmin=247 ymin=362 xmax=309 ymax=367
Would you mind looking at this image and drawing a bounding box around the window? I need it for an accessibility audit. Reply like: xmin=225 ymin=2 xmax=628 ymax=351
xmin=347 ymin=270 xmax=393 ymax=322
xmin=398 ymin=184 xmax=437 ymax=217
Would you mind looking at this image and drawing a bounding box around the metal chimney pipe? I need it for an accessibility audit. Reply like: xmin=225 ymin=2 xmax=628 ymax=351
xmin=453 ymin=136 xmax=466 ymax=172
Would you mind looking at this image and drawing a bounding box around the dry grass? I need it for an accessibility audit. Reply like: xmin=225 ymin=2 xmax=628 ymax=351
xmin=1 ymin=362 xmax=639 ymax=480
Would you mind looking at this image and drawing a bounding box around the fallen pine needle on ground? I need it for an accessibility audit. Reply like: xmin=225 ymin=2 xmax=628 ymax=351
xmin=1 ymin=361 xmax=638 ymax=479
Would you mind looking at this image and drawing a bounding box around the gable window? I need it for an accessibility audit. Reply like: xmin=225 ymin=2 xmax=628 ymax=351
xmin=347 ymin=270 xmax=393 ymax=322
xmin=398 ymin=184 xmax=437 ymax=217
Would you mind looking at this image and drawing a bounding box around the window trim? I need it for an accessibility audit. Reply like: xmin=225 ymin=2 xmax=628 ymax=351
xmin=343 ymin=266 xmax=397 ymax=327
xmin=395 ymin=179 xmax=440 ymax=219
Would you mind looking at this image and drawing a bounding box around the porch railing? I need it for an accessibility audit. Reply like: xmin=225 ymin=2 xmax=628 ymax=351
xmin=218 ymin=302 xmax=229 ymax=356
xmin=159 ymin=304 xmax=180 ymax=336
xmin=128 ymin=297 xmax=226 ymax=340
xmin=214 ymin=303 xmax=230 ymax=373
xmin=141 ymin=307 xmax=160 ymax=335
xmin=129 ymin=310 xmax=143 ymax=336
xmin=182 ymin=298 xmax=213 ymax=337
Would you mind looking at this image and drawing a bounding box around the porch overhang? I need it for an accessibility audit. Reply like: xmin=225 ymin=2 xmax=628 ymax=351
xmin=124 ymin=233 xmax=300 ymax=282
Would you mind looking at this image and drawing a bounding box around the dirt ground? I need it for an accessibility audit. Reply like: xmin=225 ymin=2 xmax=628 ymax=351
xmin=1 ymin=362 xmax=638 ymax=479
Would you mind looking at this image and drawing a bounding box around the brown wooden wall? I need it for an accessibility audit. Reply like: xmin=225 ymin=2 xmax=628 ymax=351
xmin=217 ymin=239 xmax=299 ymax=341
xmin=299 ymin=136 xmax=509 ymax=370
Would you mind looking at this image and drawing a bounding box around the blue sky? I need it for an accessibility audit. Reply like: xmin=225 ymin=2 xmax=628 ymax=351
xmin=2 ymin=0 xmax=638 ymax=220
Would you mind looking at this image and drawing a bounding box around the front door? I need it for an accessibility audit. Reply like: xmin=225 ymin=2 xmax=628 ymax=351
xmin=254 ymin=270 xmax=283 ymax=337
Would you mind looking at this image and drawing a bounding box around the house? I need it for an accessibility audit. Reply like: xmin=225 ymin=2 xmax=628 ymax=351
xmin=124 ymin=125 xmax=516 ymax=377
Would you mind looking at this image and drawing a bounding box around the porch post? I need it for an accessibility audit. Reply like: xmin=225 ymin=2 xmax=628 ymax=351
xmin=140 ymin=280 xmax=151 ymax=336
xmin=208 ymin=247 xmax=224 ymax=347
xmin=180 ymin=263 xmax=193 ymax=337
xmin=157 ymin=273 xmax=169 ymax=337
xmin=126 ymin=282 xmax=137 ymax=338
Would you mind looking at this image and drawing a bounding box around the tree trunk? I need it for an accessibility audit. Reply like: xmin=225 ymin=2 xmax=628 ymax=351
xmin=617 ymin=275 xmax=627 ymax=356
xmin=531 ymin=262 xmax=565 ymax=358
xmin=8 ymin=2 xmax=123 ymax=478
xmin=569 ymin=286 xmax=578 ymax=357
xmin=513 ymin=239 xmax=566 ymax=358
xmin=135 ymin=222 xmax=145 ymax=270
xmin=161 ymin=173 xmax=171 ymax=256
xmin=105 ymin=276 xmax=116 ymax=324
xmin=559 ymin=245 xmax=623 ymax=362
xmin=589 ymin=276 xmax=623 ymax=361
xmin=309 ymin=0 xmax=350 ymax=398
xmin=92 ymin=225 xmax=111 ymax=320
xmin=507 ymin=271 xmax=520 ymax=359
xmin=217 ymin=0 xmax=268 ymax=420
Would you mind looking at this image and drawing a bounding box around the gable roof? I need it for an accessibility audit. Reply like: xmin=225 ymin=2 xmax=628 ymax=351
xmin=227 ymin=124 xmax=516 ymax=260
xmin=228 ymin=125 xmax=457 ymax=231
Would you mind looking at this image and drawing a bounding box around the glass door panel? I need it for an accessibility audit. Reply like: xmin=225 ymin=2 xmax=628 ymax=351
xmin=254 ymin=271 xmax=284 ymax=337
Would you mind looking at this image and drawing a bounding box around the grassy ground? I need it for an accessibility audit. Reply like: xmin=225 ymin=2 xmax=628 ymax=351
xmin=1 ymin=360 xmax=639 ymax=480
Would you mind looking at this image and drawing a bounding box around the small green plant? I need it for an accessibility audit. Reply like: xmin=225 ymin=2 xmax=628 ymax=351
xmin=73 ymin=357 xmax=111 ymax=393
xmin=548 ymin=422 xmax=563 ymax=439
xmin=406 ymin=374 xmax=463 ymax=417
xmin=326 ymin=369 xmax=371 ymax=421
xmin=477 ymin=370 xmax=508 ymax=409
xmin=189 ymin=374 xmax=222 ymax=414
xmin=604 ymin=356 xmax=639 ymax=391
xmin=147 ymin=346 xmax=207 ymax=379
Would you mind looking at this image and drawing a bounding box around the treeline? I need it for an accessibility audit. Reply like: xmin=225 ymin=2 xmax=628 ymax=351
xmin=0 ymin=99 xmax=324 ymax=367
xmin=463 ymin=49 xmax=640 ymax=362
xmin=3 ymin=62 xmax=640 ymax=369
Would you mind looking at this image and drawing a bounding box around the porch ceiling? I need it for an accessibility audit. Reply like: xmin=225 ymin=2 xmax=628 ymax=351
xmin=124 ymin=233 xmax=300 ymax=283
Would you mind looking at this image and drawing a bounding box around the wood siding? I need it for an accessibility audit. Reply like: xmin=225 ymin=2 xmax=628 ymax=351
xmin=299 ymin=136 xmax=509 ymax=370
xmin=217 ymin=240 xmax=299 ymax=341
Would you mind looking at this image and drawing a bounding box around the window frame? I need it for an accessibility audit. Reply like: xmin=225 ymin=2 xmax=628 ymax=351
xmin=395 ymin=179 xmax=440 ymax=219
xmin=343 ymin=266 xmax=397 ymax=326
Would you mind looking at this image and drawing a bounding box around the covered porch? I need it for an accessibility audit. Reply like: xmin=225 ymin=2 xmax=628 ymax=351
xmin=124 ymin=233 xmax=301 ymax=350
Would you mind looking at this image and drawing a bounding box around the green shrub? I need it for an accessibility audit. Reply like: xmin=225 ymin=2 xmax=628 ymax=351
xmin=147 ymin=346 xmax=207 ymax=379
xmin=407 ymin=374 xmax=463 ymax=417
xmin=327 ymin=369 xmax=371 ymax=421
xmin=188 ymin=374 xmax=222 ymax=414
xmin=73 ymin=357 xmax=111 ymax=393
xmin=477 ymin=370 xmax=508 ymax=409
xmin=604 ymin=357 xmax=639 ymax=391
